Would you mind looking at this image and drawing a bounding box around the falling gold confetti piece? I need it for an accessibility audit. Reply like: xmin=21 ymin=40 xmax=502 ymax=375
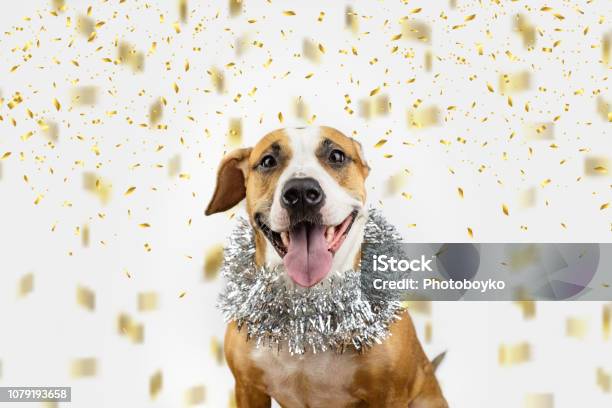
xmin=18 ymin=273 xmax=33 ymax=297
xmin=204 ymin=244 xmax=224 ymax=280
xmin=124 ymin=186 xmax=136 ymax=196
xmin=597 ymin=367 xmax=611 ymax=393
xmin=76 ymin=286 xmax=95 ymax=311
xmin=458 ymin=187 xmax=464 ymax=198
xmin=502 ymin=204 xmax=509 ymax=216
xmin=601 ymin=203 xmax=610 ymax=210
xmin=179 ymin=291 xmax=186 ymax=298
xmin=524 ymin=393 xmax=554 ymax=408
xmin=566 ymin=317 xmax=588 ymax=339
xmin=467 ymin=227 xmax=474 ymax=238
xmin=150 ymin=370 xmax=163 ymax=399
xmin=210 ymin=337 xmax=224 ymax=364
xmin=283 ymin=10 xmax=296 ymax=16
xmin=499 ymin=342 xmax=530 ymax=365
xmin=369 ymin=87 xmax=380 ymax=96
xmin=53 ymin=98 xmax=61 ymax=111
xmin=374 ymin=139 xmax=387 ymax=148
xmin=185 ymin=385 xmax=206 ymax=405
xmin=138 ymin=292 xmax=158 ymax=312
xmin=1 ymin=152 xmax=11 ymax=160
xmin=71 ymin=358 xmax=97 ymax=378
xmin=604 ymin=304 xmax=611 ymax=340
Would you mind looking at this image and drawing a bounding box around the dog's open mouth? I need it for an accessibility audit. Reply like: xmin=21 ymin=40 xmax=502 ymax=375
xmin=255 ymin=210 xmax=358 ymax=287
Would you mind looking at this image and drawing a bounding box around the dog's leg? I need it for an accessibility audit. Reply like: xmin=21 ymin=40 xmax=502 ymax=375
xmin=234 ymin=381 xmax=271 ymax=408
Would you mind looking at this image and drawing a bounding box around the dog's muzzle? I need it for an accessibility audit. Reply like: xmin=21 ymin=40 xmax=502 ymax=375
xmin=281 ymin=177 xmax=325 ymax=224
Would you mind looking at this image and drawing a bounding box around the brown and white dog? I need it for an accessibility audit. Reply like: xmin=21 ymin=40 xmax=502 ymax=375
xmin=206 ymin=126 xmax=448 ymax=408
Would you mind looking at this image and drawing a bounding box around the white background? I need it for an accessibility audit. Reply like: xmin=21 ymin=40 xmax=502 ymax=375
xmin=0 ymin=0 xmax=611 ymax=407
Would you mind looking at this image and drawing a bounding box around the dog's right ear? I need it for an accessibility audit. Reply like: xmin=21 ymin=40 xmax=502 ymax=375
xmin=205 ymin=147 xmax=252 ymax=215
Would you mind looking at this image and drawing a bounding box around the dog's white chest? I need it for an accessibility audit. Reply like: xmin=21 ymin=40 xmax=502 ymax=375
xmin=251 ymin=347 xmax=359 ymax=408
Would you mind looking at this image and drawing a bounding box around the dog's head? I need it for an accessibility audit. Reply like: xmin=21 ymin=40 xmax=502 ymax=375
xmin=206 ymin=126 xmax=370 ymax=287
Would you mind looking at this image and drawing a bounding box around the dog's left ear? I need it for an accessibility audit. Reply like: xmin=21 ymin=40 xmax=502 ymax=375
xmin=352 ymin=139 xmax=370 ymax=178
xmin=205 ymin=147 xmax=252 ymax=215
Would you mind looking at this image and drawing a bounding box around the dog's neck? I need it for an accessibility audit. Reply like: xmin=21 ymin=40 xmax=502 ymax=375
xmin=253 ymin=213 xmax=367 ymax=284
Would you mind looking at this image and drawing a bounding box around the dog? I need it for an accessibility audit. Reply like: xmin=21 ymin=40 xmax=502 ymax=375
xmin=206 ymin=126 xmax=448 ymax=408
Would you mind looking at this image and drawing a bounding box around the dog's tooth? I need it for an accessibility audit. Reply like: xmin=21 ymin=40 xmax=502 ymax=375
xmin=325 ymin=226 xmax=335 ymax=243
xmin=281 ymin=231 xmax=290 ymax=247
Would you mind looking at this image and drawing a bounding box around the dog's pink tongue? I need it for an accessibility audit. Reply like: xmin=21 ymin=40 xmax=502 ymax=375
xmin=283 ymin=223 xmax=332 ymax=287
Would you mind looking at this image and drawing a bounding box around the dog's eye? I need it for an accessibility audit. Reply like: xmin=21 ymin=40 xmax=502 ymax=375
xmin=259 ymin=155 xmax=277 ymax=169
xmin=328 ymin=149 xmax=345 ymax=164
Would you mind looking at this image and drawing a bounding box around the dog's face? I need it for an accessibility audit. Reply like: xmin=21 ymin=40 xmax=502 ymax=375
xmin=206 ymin=126 xmax=370 ymax=287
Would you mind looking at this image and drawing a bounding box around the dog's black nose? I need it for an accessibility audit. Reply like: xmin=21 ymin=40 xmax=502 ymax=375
xmin=281 ymin=177 xmax=325 ymax=217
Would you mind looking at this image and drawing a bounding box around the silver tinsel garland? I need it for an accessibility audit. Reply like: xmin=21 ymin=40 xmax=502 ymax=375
xmin=217 ymin=210 xmax=405 ymax=355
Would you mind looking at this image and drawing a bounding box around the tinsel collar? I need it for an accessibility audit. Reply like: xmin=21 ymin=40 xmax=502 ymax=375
xmin=217 ymin=210 xmax=404 ymax=355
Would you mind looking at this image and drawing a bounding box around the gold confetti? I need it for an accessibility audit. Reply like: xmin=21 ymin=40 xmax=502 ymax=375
xmin=524 ymin=393 xmax=554 ymax=408
xmin=179 ymin=0 xmax=188 ymax=22
xmin=499 ymin=71 xmax=531 ymax=94
xmin=118 ymin=313 xmax=144 ymax=343
xmin=18 ymin=273 xmax=34 ymax=297
xmin=345 ymin=6 xmax=359 ymax=35
xmin=525 ymin=122 xmax=554 ymax=141
xmin=502 ymin=204 xmax=509 ymax=216
xmin=519 ymin=187 xmax=536 ymax=208
xmin=209 ymin=67 xmax=226 ymax=93
xmin=499 ymin=342 xmax=530 ymax=366
xmin=596 ymin=96 xmax=611 ymax=122
xmin=227 ymin=118 xmax=242 ymax=146
xmin=52 ymin=0 xmax=66 ymax=11
xmin=150 ymin=370 xmax=163 ymax=399
xmin=71 ymin=358 xmax=97 ymax=378
xmin=124 ymin=186 xmax=136 ymax=196
xmin=384 ymin=171 xmax=409 ymax=196
xmin=467 ymin=227 xmax=474 ymax=238
xmin=601 ymin=202 xmax=610 ymax=210
xmin=603 ymin=33 xmax=610 ymax=66
xmin=584 ymin=156 xmax=610 ymax=176
xmin=401 ymin=301 xmax=431 ymax=315
xmin=168 ymin=154 xmax=182 ymax=177
xmin=76 ymin=15 xmax=95 ymax=38
xmin=515 ymin=15 xmax=536 ymax=48
xmin=373 ymin=139 xmax=387 ymax=148
xmin=458 ymin=187 xmax=464 ymax=198
xmin=83 ymin=173 xmax=112 ymax=205
xmin=149 ymin=98 xmax=163 ymax=125
xmin=401 ymin=19 xmax=431 ymax=43
xmin=283 ymin=10 xmax=296 ymax=16
xmin=204 ymin=244 xmax=224 ymax=280
xmin=210 ymin=337 xmax=224 ymax=364
xmin=185 ymin=385 xmax=206 ymax=405
xmin=424 ymin=322 xmax=432 ymax=343
xmin=424 ymin=50 xmax=432 ymax=71
xmin=229 ymin=0 xmax=242 ymax=16
xmin=408 ymin=106 xmax=440 ymax=128
xmin=71 ymin=86 xmax=97 ymax=106
xmin=52 ymin=98 xmax=61 ymax=111
xmin=604 ymin=304 xmax=611 ymax=340
xmin=597 ymin=368 xmax=611 ymax=393
xmin=566 ymin=316 xmax=588 ymax=340
xmin=138 ymin=292 xmax=158 ymax=312
xmin=303 ymin=39 xmax=322 ymax=63
xmin=359 ymin=94 xmax=390 ymax=119
xmin=76 ymin=286 xmax=95 ymax=311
